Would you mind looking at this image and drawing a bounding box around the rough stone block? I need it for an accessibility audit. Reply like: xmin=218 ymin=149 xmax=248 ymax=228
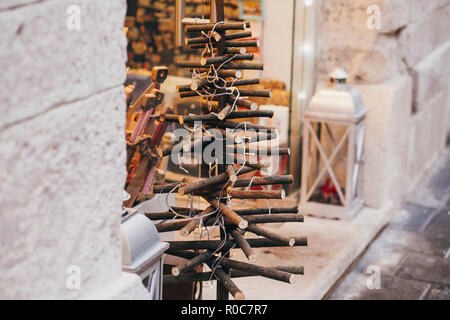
xmin=407 ymin=90 xmax=448 ymax=185
xmin=399 ymin=3 xmax=450 ymax=66
xmin=0 ymin=86 xmax=127 ymax=299
xmin=0 ymin=0 xmax=45 ymax=10
xmin=354 ymin=76 xmax=412 ymax=208
xmin=413 ymin=42 xmax=450 ymax=112
xmin=317 ymin=31 xmax=405 ymax=84
xmin=0 ymin=0 xmax=127 ymax=130
xmin=410 ymin=0 xmax=448 ymax=22
xmin=397 ymin=252 xmax=450 ymax=285
xmin=319 ymin=0 xmax=411 ymax=34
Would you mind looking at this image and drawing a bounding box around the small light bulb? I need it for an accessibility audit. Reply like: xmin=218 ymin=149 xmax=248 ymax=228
xmin=305 ymin=0 xmax=313 ymax=7
xmin=298 ymin=92 xmax=306 ymax=100
xmin=303 ymin=43 xmax=312 ymax=53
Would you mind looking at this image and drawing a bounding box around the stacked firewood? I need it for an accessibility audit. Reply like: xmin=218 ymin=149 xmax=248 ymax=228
xmin=145 ymin=1 xmax=307 ymax=300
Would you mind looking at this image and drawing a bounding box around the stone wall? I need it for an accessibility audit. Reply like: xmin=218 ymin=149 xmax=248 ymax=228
xmin=317 ymin=0 xmax=450 ymax=209
xmin=0 ymin=0 xmax=148 ymax=299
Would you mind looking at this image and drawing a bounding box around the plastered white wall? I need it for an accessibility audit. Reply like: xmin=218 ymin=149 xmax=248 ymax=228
xmin=0 ymin=0 xmax=147 ymax=299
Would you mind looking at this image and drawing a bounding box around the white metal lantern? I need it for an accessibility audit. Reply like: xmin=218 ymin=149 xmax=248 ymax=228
xmin=121 ymin=212 xmax=169 ymax=299
xmin=300 ymin=69 xmax=368 ymax=220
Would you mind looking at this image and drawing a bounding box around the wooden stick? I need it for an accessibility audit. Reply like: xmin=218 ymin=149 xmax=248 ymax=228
xmin=191 ymin=68 xmax=243 ymax=79
xmin=201 ymin=99 xmax=220 ymax=113
xmin=179 ymin=109 xmax=272 ymax=124
xmin=163 ymin=266 xmax=304 ymax=283
xmin=227 ymin=96 xmax=258 ymax=110
xmin=180 ymin=88 xmax=270 ymax=99
xmin=166 ymin=249 xmax=198 ymax=260
xmin=218 ymin=105 xmax=232 ymax=120
xmin=162 ymin=114 xmax=180 ymax=122
xmin=177 ymin=79 xmax=259 ymax=93
xmin=228 ymin=153 xmax=271 ymax=169
xmin=226 ymin=164 xmax=237 ymax=182
xmin=208 ymin=198 xmax=248 ymax=229
xmin=211 ymin=120 xmax=276 ymax=131
xmin=200 ymin=54 xmax=254 ymax=66
xmin=226 ymin=78 xmax=260 ymax=87
xmin=236 ymin=89 xmax=272 ymax=98
xmin=233 ymin=206 xmax=298 ymax=215
xmin=152 ymin=182 xmax=184 ymax=193
xmin=244 ymin=214 xmax=304 ymax=224
xmin=226 ymin=31 xmax=252 ymax=40
xmin=167 ymin=237 xmax=308 ymax=251
xmin=228 ymin=175 xmax=294 ymax=188
xmin=210 ymin=189 xmax=285 ymax=199
xmin=146 ymin=206 xmax=299 ymax=220
xmin=225 ymin=110 xmax=273 ymax=119
xmin=230 ymin=229 xmax=257 ymax=263
xmin=155 ymin=214 xmax=303 ymax=232
xmin=172 ymin=251 xmax=212 ymax=276
xmin=185 ymin=22 xmax=249 ymax=32
xmin=221 ymin=62 xmax=264 ymax=70
xmin=186 ymin=31 xmax=252 ymax=46
xmin=192 ymin=39 xmax=259 ymax=48
xmin=219 ymin=257 xmax=296 ymax=284
xmin=232 ymin=146 xmax=291 ymax=156
xmin=225 ymin=40 xmax=259 ymax=47
xmin=178 ymin=61 xmax=263 ymax=71
xmin=205 ymin=260 xmax=245 ymax=300
xmin=177 ymin=166 xmax=255 ymax=195
xmin=225 ymin=47 xmax=246 ymax=54
xmin=180 ymin=206 xmax=215 ymax=237
xmin=246 ymin=224 xmax=295 ymax=247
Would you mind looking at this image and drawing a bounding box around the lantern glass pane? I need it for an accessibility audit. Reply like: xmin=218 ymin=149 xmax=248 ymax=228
xmin=351 ymin=122 xmax=366 ymax=199
xmin=306 ymin=121 xmax=349 ymax=205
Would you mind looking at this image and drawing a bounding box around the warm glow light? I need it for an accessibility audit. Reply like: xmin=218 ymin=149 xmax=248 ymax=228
xmin=304 ymin=0 xmax=313 ymax=7
xmin=303 ymin=43 xmax=312 ymax=53
xmin=298 ymin=92 xmax=306 ymax=100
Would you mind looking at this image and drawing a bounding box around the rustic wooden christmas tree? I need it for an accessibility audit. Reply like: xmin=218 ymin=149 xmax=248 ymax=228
xmin=144 ymin=0 xmax=307 ymax=300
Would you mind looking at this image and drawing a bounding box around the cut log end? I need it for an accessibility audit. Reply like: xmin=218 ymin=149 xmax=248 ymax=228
xmin=250 ymin=103 xmax=258 ymax=111
xmin=235 ymin=71 xmax=242 ymax=79
xmin=234 ymin=292 xmax=246 ymax=300
xmin=178 ymin=188 xmax=186 ymax=196
xmin=213 ymin=32 xmax=222 ymax=42
xmin=200 ymin=58 xmax=207 ymax=66
xmin=239 ymin=220 xmax=248 ymax=229
xmin=172 ymin=267 xmax=180 ymax=276
xmin=288 ymin=238 xmax=295 ymax=247
xmin=249 ymin=254 xmax=257 ymax=264
xmin=229 ymin=175 xmax=237 ymax=182
xmin=289 ymin=274 xmax=296 ymax=284
xmin=218 ymin=112 xmax=226 ymax=120
xmin=180 ymin=229 xmax=189 ymax=237
xmin=190 ymin=82 xmax=198 ymax=91
xmin=178 ymin=116 xmax=184 ymax=125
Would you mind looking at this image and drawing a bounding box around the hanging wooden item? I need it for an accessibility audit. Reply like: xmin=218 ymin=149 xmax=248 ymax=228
xmin=123 ymin=66 xmax=170 ymax=208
